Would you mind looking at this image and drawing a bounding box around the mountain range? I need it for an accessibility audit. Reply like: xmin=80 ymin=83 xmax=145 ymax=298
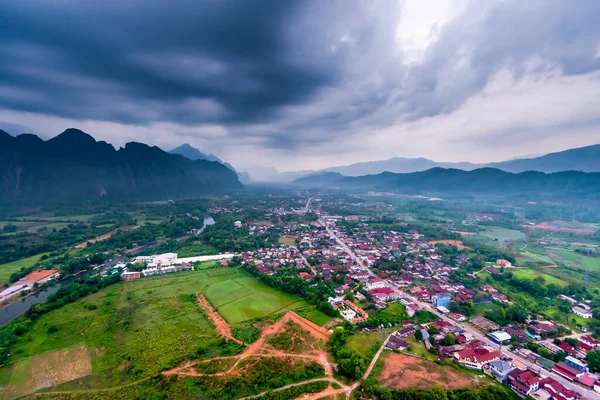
xmin=321 ymin=144 xmax=600 ymax=176
xmin=0 ymin=129 xmax=242 ymax=205
xmin=293 ymin=168 xmax=600 ymax=200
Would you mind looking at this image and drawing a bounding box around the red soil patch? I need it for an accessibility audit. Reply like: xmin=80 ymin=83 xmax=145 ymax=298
xmin=429 ymin=240 xmax=470 ymax=250
xmin=522 ymin=221 xmax=597 ymax=236
xmin=378 ymin=352 xmax=479 ymax=390
xmin=286 ymin=311 xmax=331 ymax=342
xmin=163 ymin=310 xmax=332 ymax=378
xmin=23 ymin=269 xmax=58 ymax=283
xmin=196 ymin=294 xmax=243 ymax=345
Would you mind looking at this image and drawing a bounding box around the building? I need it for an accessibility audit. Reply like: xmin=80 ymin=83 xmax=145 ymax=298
xmin=386 ymin=336 xmax=408 ymax=350
xmin=489 ymin=359 xmax=514 ymax=380
xmin=121 ymin=271 xmax=141 ymax=281
xmin=488 ymin=331 xmax=511 ymax=344
xmin=505 ymin=369 xmax=540 ymax=398
xmin=432 ymin=293 xmax=452 ymax=307
xmin=572 ymin=306 xmax=593 ymax=319
xmin=496 ymin=259 xmax=512 ymax=268
xmin=553 ymin=361 xmax=586 ymax=381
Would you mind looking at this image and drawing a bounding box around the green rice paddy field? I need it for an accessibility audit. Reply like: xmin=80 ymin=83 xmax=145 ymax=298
xmin=205 ymin=275 xmax=307 ymax=324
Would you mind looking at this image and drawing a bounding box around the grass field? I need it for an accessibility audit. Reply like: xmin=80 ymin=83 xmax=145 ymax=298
xmin=0 ymin=253 xmax=47 ymax=283
xmin=511 ymin=269 xmax=568 ymax=287
xmin=278 ymin=237 xmax=296 ymax=246
xmin=546 ymin=249 xmax=600 ymax=270
xmin=4 ymin=343 xmax=92 ymax=399
xmin=206 ymin=276 xmax=307 ymax=324
xmin=297 ymin=308 xmax=334 ymax=326
xmin=477 ymin=226 xmax=526 ymax=247
xmin=515 ymin=250 xmax=555 ymax=266
xmin=345 ymin=329 xmax=393 ymax=358
xmin=1 ymin=268 xmax=304 ymax=393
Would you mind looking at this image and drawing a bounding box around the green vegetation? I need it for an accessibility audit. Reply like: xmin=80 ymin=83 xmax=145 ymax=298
xmin=251 ymin=380 xmax=329 ymax=400
xmin=328 ymin=324 xmax=366 ymax=380
xmin=206 ymin=275 xmax=307 ymax=324
xmin=232 ymin=325 xmax=261 ymax=344
xmin=297 ymin=308 xmax=334 ymax=326
xmin=510 ymin=269 xmax=567 ymax=287
xmin=0 ymin=253 xmax=47 ymax=282
xmin=0 ymin=268 xmax=308 ymax=394
xmin=477 ymin=226 xmax=526 ymax=247
xmin=278 ymin=236 xmax=296 ymax=246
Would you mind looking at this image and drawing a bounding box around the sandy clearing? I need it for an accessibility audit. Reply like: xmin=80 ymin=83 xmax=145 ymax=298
xmin=4 ymin=343 xmax=92 ymax=399
xmin=378 ymin=352 xmax=479 ymax=390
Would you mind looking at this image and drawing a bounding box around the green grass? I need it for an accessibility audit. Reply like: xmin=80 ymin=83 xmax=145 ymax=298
xmin=546 ymin=249 xmax=600 ymax=270
xmin=207 ymin=276 xmax=307 ymax=324
xmin=511 ymin=269 xmax=568 ymax=287
xmin=300 ymin=309 xmax=334 ymax=326
xmin=0 ymin=253 xmax=48 ymax=282
xmin=515 ymin=250 xmax=555 ymax=266
xmin=371 ymin=303 xmax=407 ymax=320
xmin=477 ymin=226 xmax=526 ymax=247
xmin=278 ymin=237 xmax=296 ymax=246
xmin=1 ymin=268 xmax=304 ymax=391
xmin=345 ymin=329 xmax=392 ymax=358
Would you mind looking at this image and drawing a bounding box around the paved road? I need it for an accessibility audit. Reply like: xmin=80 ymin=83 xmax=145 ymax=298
xmin=318 ymin=212 xmax=600 ymax=400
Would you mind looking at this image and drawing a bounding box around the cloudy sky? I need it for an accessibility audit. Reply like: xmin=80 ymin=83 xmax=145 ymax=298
xmin=1 ymin=0 xmax=599 ymax=172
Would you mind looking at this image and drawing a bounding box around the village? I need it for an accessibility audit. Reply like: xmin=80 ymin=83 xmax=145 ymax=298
xmin=109 ymin=199 xmax=600 ymax=399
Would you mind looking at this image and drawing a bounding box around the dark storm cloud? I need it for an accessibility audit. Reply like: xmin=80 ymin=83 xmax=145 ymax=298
xmin=0 ymin=0 xmax=337 ymax=124
xmin=1 ymin=0 xmax=600 ymax=156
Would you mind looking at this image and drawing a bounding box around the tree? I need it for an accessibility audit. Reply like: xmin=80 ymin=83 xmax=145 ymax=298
xmin=587 ymin=350 xmax=600 ymax=373
xmin=415 ymin=329 xmax=423 ymax=342
xmin=443 ymin=333 xmax=456 ymax=346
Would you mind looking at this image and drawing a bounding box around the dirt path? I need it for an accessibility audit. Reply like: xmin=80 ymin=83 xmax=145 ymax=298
xmin=196 ymin=294 xmax=243 ymax=345
xmin=286 ymin=311 xmax=330 ymax=341
xmin=163 ymin=310 xmax=333 ymax=379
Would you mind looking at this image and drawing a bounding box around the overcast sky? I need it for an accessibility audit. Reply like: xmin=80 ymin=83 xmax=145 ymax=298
xmin=1 ymin=0 xmax=599 ymax=171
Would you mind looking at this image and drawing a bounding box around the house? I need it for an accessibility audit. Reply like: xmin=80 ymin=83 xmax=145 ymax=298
xmin=505 ymin=369 xmax=540 ymax=398
xmin=488 ymin=359 xmax=514 ymax=380
xmin=572 ymin=306 xmax=593 ymax=319
xmin=539 ymin=377 xmax=576 ymax=400
xmin=579 ymin=336 xmax=600 ymax=351
xmin=503 ymin=326 xmax=529 ymax=343
xmin=396 ymin=326 xmax=416 ymax=337
xmin=334 ymin=285 xmax=350 ymax=295
xmin=496 ymin=259 xmax=512 ymax=268
xmin=366 ymin=277 xmax=386 ymax=290
xmin=386 ymin=336 xmax=408 ymax=350
xmin=121 ymin=271 xmax=141 ymax=281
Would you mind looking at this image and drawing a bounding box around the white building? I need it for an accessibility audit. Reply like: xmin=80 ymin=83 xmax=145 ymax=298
xmin=573 ymin=306 xmax=593 ymax=319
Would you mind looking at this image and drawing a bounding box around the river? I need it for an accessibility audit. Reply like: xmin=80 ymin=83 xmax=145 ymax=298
xmin=0 ymin=216 xmax=215 ymax=326
xmin=0 ymin=283 xmax=62 ymax=326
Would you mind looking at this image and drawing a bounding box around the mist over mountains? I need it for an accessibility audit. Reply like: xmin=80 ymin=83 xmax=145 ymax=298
xmin=0 ymin=129 xmax=242 ymax=205
xmin=293 ymin=168 xmax=600 ymax=200
xmin=322 ymin=144 xmax=600 ymax=176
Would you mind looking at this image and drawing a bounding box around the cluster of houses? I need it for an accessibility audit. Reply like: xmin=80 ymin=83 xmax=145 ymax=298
xmin=559 ymin=294 xmax=595 ymax=320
